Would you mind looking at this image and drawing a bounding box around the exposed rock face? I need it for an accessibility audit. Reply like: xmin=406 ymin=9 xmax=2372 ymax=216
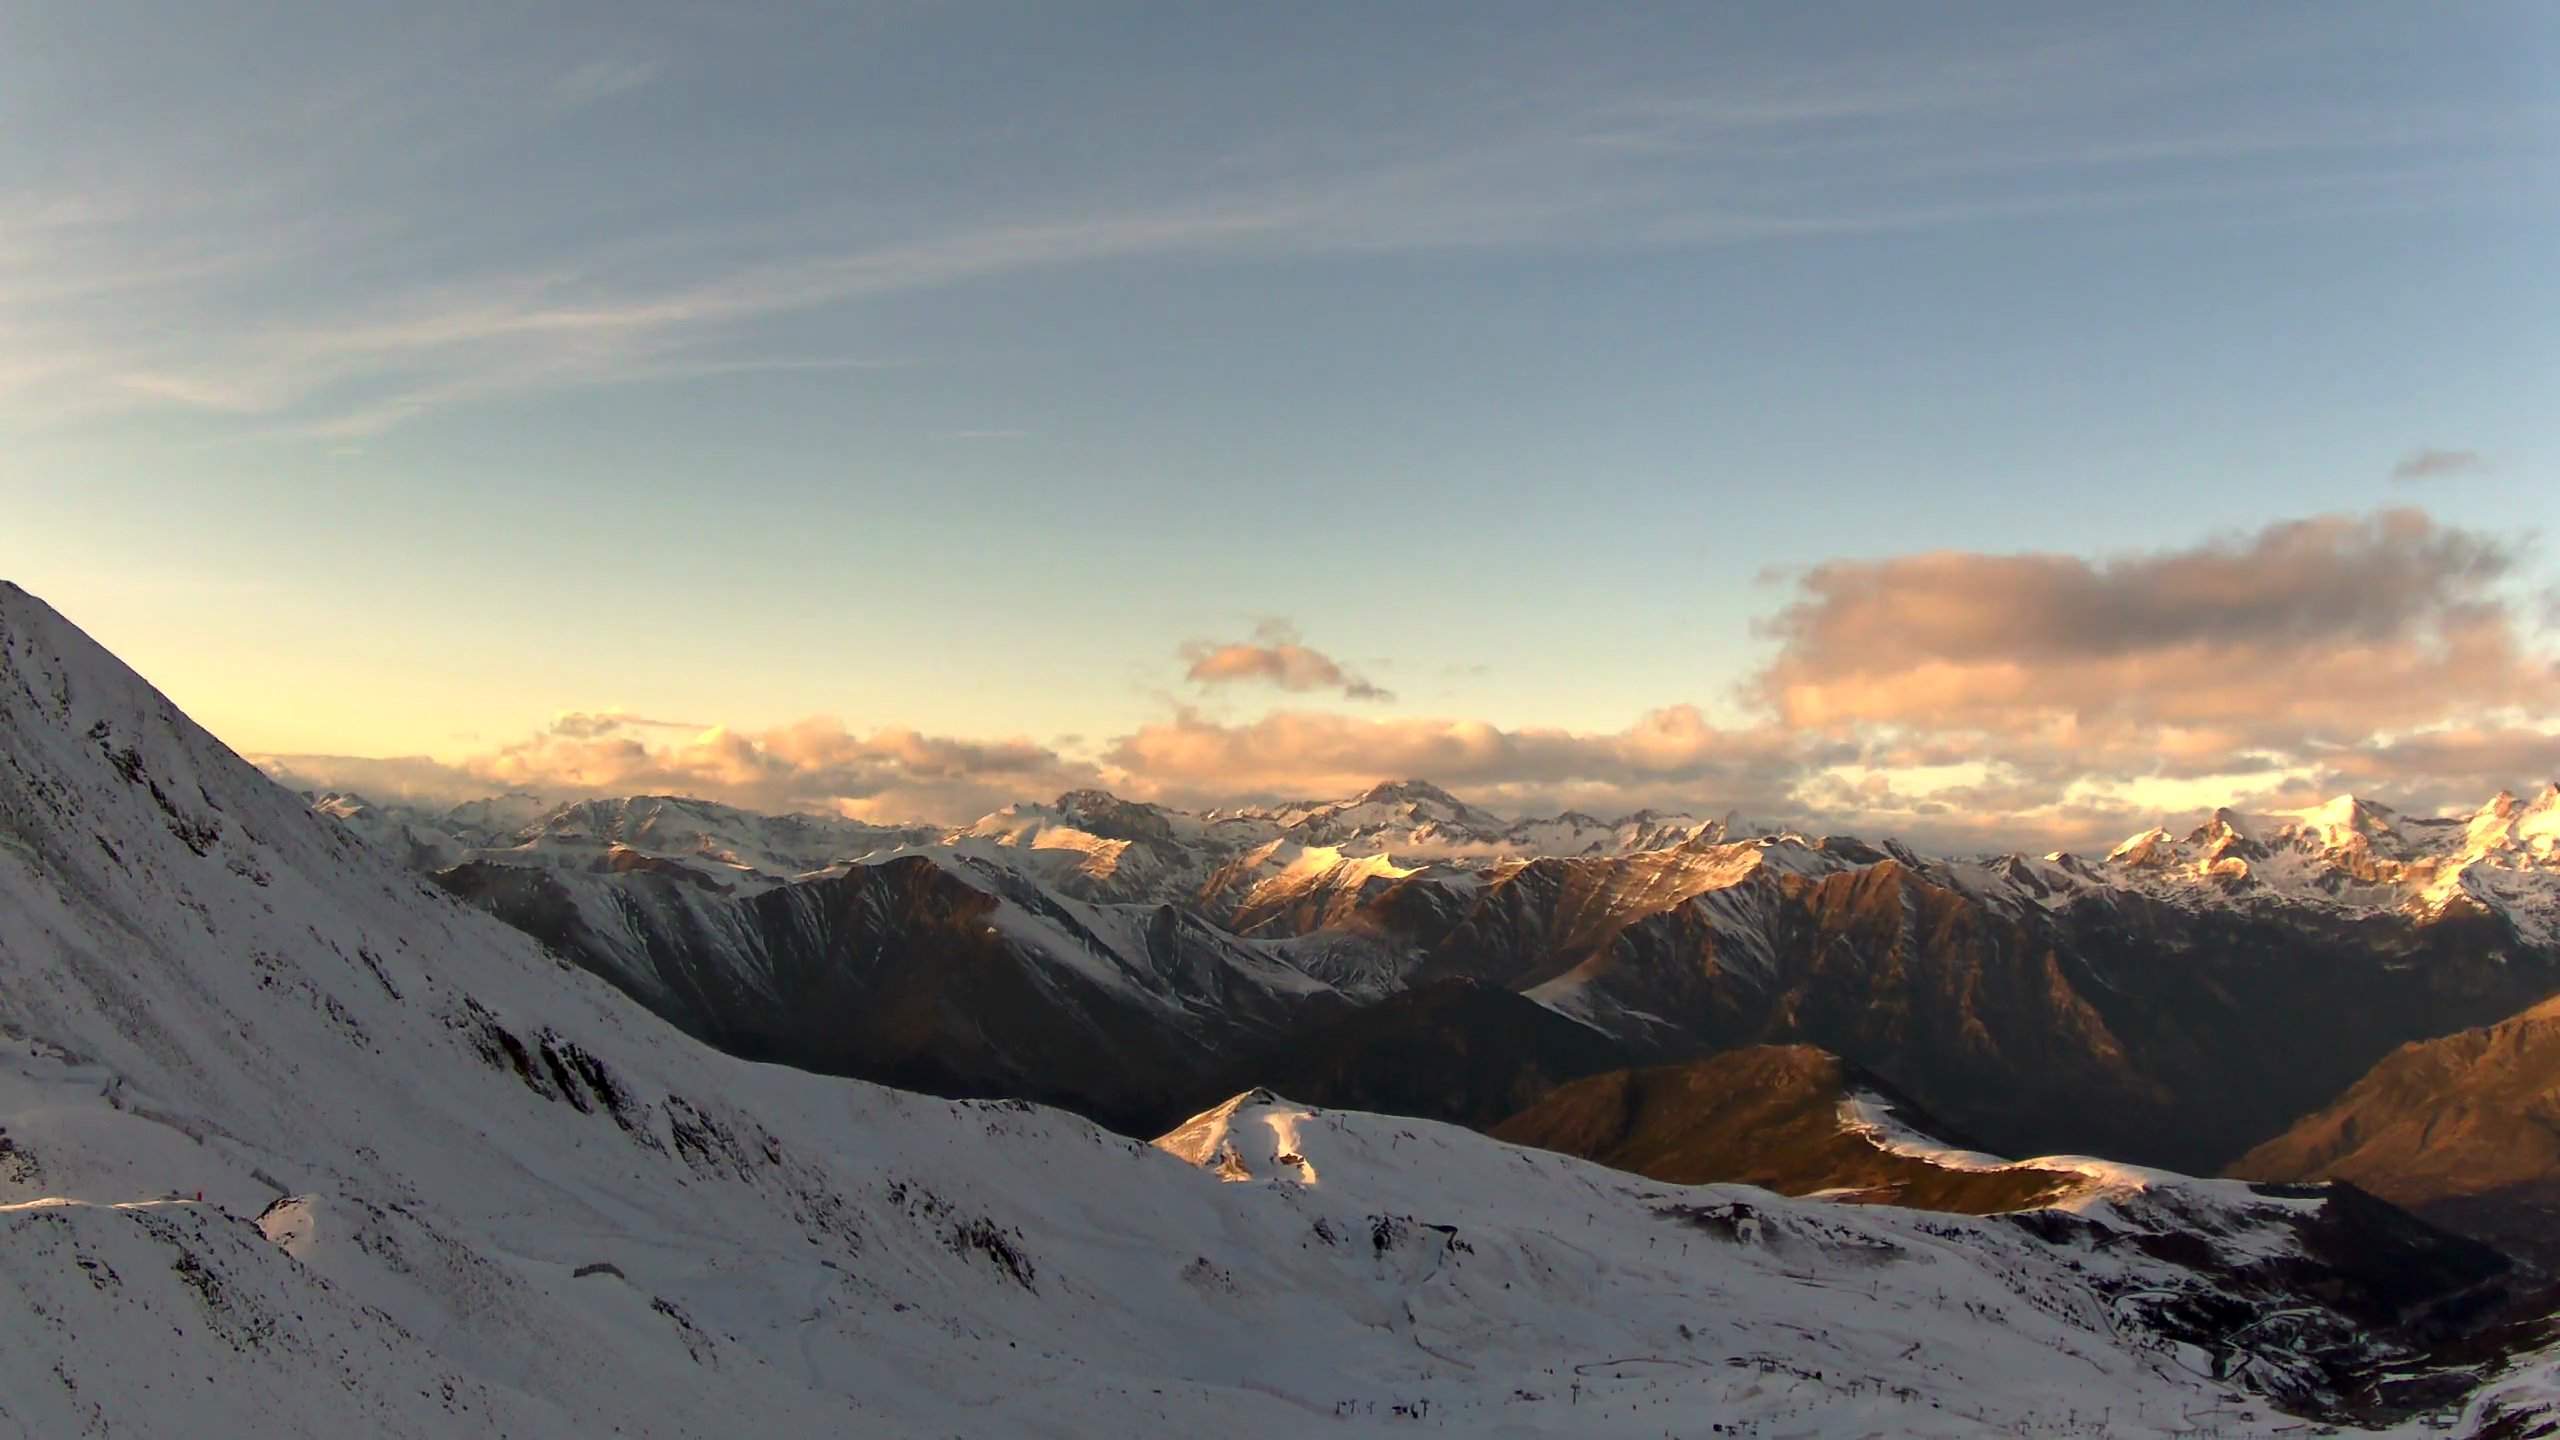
xmin=2232 ymin=993 xmax=2560 ymax=1269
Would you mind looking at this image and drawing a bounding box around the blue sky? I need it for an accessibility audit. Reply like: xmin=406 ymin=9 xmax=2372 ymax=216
xmin=5 ymin=3 xmax=2556 ymax=840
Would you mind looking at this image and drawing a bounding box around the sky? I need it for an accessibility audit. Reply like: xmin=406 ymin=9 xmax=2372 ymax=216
xmin=4 ymin=2 xmax=2557 ymax=848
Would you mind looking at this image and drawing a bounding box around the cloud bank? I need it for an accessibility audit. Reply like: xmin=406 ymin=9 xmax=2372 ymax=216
xmin=260 ymin=510 xmax=2560 ymax=852
xmin=1757 ymin=509 xmax=2547 ymax=760
xmin=263 ymin=718 xmax=1101 ymax=826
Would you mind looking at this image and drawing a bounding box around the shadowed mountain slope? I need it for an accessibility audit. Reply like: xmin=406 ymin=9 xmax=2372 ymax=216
xmin=1203 ymin=978 xmax=1634 ymax=1132
xmin=1490 ymin=1047 xmax=2097 ymax=1214
xmin=2233 ymin=993 xmax=2560 ymax=1268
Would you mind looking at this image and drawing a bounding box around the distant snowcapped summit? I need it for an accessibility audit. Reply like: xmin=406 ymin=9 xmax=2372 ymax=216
xmin=306 ymin=770 xmax=2560 ymax=949
xmin=2068 ymin=789 xmax=2560 ymax=941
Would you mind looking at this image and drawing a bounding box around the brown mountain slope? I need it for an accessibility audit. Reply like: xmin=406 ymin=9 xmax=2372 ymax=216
xmin=2231 ymin=992 xmax=2560 ymax=1267
xmin=1487 ymin=1046 xmax=2088 ymax=1214
xmin=1328 ymin=848 xmax=2558 ymax=1175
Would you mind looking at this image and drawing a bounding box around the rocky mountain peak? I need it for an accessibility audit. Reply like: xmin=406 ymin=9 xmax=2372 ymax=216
xmin=1343 ymin=778 xmax=1474 ymax=814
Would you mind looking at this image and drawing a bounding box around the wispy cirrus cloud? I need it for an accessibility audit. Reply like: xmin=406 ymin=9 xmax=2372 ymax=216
xmin=544 ymin=710 xmax=707 ymax=740
xmin=9 ymin=200 xmax=1300 ymax=438
xmin=5 ymin=13 xmax=2534 ymax=440
xmin=549 ymin=57 xmax=662 ymax=110
xmin=2390 ymin=447 xmax=2490 ymax=483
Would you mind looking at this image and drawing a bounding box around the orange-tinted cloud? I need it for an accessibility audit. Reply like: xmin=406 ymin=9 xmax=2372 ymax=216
xmin=1102 ymin=704 xmax=1829 ymax=816
xmin=1182 ymin=621 xmax=1392 ymax=701
xmin=261 ymin=510 xmax=2560 ymax=851
xmin=261 ymin=718 xmax=1102 ymax=824
xmin=1755 ymin=509 xmax=2552 ymax=761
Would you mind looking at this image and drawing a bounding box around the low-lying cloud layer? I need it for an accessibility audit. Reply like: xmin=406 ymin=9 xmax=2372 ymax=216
xmin=262 ymin=508 xmax=2560 ymax=852
xmin=263 ymin=718 xmax=1101 ymax=825
xmin=1103 ymin=705 xmax=1831 ymax=820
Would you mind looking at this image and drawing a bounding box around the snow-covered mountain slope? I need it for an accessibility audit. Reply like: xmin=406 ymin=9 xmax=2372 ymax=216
xmin=1206 ymin=780 xmax=1739 ymax=862
xmin=433 ymin=837 xmax=1351 ymax=1135
xmin=296 ymin=792 xmax=1363 ymax=1134
xmin=1485 ymin=1037 xmax=2552 ymax=1403
xmin=310 ymin=791 xmax=477 ymax=872
xmin=7 ymin=579 xmax=2554 ymax=1435
xmin=305 ymin=778 xmax=1746 ymax=909
xmin=1157 ymin=1091 xmax=2534 ymax=1426
xmin=2456 ymin=1335 xmax=2560 ymax=1438
xmin=301 ymin=789 xmax=939 ymax=893
xmin=2020 ymin=791 xmax=2560 ymax=942
xmin=317 ymin=770 xmax=2560 ymax=947
xmin=308 ymin=755 xmax=2560 ymax=954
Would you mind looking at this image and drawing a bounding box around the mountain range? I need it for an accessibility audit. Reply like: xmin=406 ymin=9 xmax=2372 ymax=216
xmin=11 ymin=577 xmax=2560 ymax=1434
xmin=306 ymin=768 xmax=2560 ymax=1175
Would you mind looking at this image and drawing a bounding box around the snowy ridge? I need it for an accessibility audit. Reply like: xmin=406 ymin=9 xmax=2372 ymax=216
xmin=369 ymin=790 xmax=938 ymax=894
xmin=2062 ymin=792 xmax=2560 ymax=941
xmin=1153 ymin=1088 xmax=1322 ymax=1185
xmin=1150 ymin=1091 xmax=2516 ymax=1424
xmin=1836 ymin=1091 xmax=2321 ymax=1250
xmin=308 ymin=777 xmax=1752 ymax=911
